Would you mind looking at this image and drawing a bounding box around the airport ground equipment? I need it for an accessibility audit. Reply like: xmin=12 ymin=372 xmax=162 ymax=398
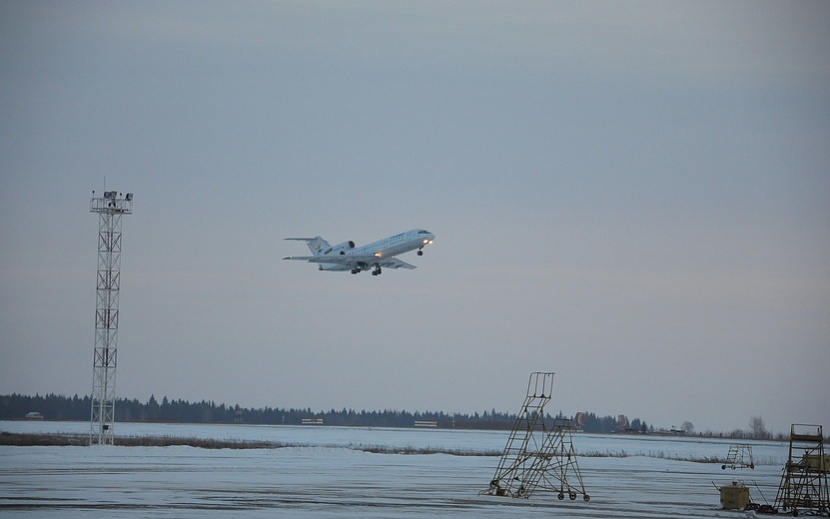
xmin=713 ymin=480 xmax=777 ymax=514
xmin=719 ymin=480 xmax=751 ymax=509
xmin=773 ymin=424 xmax=829 ymax=516
xmin=723 ymin=444 xmax=755 ymax=470
xmin=480 ymin=372 xmax=589 ymax=502
xmin=89 ymin=190 xmax=133 ymax=445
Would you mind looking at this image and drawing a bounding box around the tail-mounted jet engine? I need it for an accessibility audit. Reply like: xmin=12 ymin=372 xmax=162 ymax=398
xmin=325 ymin=240 xmax=355 ymax=255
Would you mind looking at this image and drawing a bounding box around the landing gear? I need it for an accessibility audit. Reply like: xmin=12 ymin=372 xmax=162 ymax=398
xmin=349 ymin=263 xmax=382 ymax=275
xmin=417 ymin=247 xmax=424 ymax=256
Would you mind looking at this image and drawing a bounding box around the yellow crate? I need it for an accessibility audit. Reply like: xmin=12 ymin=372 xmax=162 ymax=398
xmin=802 ymin=454 xmax=830 ymax=472
xmin=720 ymin=482 xmax=750 ymax=510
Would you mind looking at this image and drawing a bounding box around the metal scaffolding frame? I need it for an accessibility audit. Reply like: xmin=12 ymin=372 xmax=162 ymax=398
xmin=774 ymin=424 xmax=829 ymax=516
xmin=722 ymin=444 xmax=755 ymax=470
xmin=89 ymin=191 xmax=132 ymax=445
xmin=481 ymin=372 xmax=589 ymax=502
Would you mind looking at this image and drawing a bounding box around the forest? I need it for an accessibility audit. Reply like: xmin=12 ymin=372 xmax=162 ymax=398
xmin=1 ymin=392 xmax=644 ymax=433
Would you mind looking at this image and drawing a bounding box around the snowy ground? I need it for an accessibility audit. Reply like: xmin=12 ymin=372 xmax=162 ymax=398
xmin=0 ymin=421 xmax=788 ymax=518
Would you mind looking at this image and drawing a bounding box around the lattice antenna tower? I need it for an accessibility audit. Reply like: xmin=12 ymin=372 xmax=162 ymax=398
xmin=89 ymin=190 xmax=133 ymax=445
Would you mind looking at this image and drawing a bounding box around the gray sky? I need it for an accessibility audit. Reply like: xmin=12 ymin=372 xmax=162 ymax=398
xmin=2 ymin=1 xmax=828 ymax=436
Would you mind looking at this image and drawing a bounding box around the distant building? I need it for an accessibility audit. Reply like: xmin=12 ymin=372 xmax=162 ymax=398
xmin=25 ymin=412 xmax=44 ymax=420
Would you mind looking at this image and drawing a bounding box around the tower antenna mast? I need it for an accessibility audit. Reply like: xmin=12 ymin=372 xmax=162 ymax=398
xmin=89 ymin=189 xmax=133 ymax=445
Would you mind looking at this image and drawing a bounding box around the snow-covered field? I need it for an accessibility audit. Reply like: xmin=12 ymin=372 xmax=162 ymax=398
xmin=0 ymin=421 xmax=788 ymax=518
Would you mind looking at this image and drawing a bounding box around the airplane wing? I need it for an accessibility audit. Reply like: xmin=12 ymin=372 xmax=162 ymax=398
xmin=374 ymin=257 xmax=417 ymax=269
xmin=282 ymin=255 xmax=417 ymax=269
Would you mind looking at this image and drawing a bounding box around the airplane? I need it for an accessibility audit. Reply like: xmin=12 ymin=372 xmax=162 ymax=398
xmin=283 ymin=229 xmax=435 ymax=276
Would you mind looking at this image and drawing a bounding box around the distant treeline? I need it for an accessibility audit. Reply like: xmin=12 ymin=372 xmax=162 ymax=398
xmin=0 ymin=393 xmax=644 ymax=433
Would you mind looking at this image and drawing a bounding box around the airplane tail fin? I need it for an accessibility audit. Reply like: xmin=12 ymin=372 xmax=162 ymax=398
xmin=285 ymin=237 xmax=330 ymax=256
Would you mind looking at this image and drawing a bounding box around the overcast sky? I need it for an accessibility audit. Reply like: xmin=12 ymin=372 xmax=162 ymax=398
xmin=2 ymin=1 xmax=828 ymax=435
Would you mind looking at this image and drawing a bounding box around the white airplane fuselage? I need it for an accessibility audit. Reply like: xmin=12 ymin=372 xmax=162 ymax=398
xmin=284 ymin=229 xmax=434 ymax=275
